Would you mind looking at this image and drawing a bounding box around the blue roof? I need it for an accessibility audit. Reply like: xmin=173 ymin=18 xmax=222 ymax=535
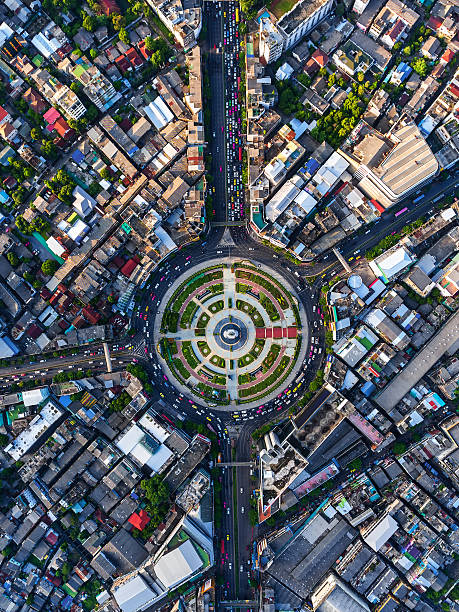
xmin=72 ymin=149 xmax=85 ymax=164
xmin=257 ymin=10 xmax=270 ymax=22
xmin=305 ymin=158 xmax=320 ymax=174
xmin=396 ymin=62 xmax=412 ymax=81
xmin=0 ymin=189 xmax=9 ymax=203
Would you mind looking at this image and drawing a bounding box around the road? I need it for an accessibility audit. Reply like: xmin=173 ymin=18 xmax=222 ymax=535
xmin=0 ymin=12 xmax=458 ymax=607
xmin=205 ymin=0 xmax=244 ymax=224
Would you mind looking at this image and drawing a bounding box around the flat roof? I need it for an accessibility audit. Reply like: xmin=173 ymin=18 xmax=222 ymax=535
xmin=278 ymin=0 xmax=331 ymax=34
xmin=154 ymin=539 xmax=202 ymax=589
xmin=372 ymin=123 xmax=438 ymax=196
xmin=375 ymin=309 xmax=459 ymax=412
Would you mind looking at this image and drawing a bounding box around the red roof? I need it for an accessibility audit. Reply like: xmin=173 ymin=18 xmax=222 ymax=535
xmin=27 ymin=324 xmax=42 ymax=339
xmin=273 ymin=327 xmax=282 ymax=339
xmin=121 ymin=258 xmax=139 ymax=277
xmin=255 ymin=328 xmax=265 ymax=338
xmin=82 ymin=306 xmax=101 ymax=325
xmin=0 ymin=106 xmax=8 ymax=123
xmin=126 ymin=47 xmax=144 ymax=68
xmin=311 ymin=49 xmax=329 ymax=67
xmin=304 ymin=58 xmax=319 ymax=77
xmin=115 ymin=55 xmax=131 ymax=74
xmin=450 ymin=83 xmax=459 ymax=99
xmin=286 ymin=327 xmax=298 ymax=339
xmin=45 ymin=531 xmax=58 ymax=545
xmin=54 ymin=117 xmax=72 ymax=137
xmin=427 ymin=16 xmax=442 ymax=30
xmin=119 ymin=118 xmax=132 ymax=131
xmin=138 ymin=40 xmax=152 ymax=60
xmin=43 ymin=107 xmax=61 ymax=125
xmin=441 ymin=49 xmax=454 ymax=63
xmin=112 ymin=256 xmax=125 ymax=269
xmin=128 ymin=510 xmax=150 ymax=530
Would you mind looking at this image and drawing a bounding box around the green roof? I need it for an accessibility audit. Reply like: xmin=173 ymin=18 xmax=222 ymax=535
xmin=32 ymin=54 xmax=44 ymax=67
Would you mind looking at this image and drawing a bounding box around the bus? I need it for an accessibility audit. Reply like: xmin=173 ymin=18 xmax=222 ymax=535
xmin=220 ymin=539 xmax=225 ymax=555
xmin=395 ymin=207 xmax=408 ymax=217
xmin=238 ymin=147 xmax=242 ymax=162
xmin=235 ymin=7 xmax=239 ymax=22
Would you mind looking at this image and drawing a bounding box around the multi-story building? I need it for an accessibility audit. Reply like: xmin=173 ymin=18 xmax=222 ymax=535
xmin=146 ymin=0 xmax=202 ymax=50
xmin=70 ymin=60 xmax=120 ymax=112
xmin=32 ymin=69 xmax=86 ymax=120
xmin=259 ymin=0 xmax=333 ymax=64
xmin=339 ymin=120 xmax=438 ymax=206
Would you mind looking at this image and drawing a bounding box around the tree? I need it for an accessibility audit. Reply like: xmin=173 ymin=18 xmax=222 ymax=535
xmin=12 ymin=186 xmax=27 ymax=206
xmin=99 ymin=167 xmax=110 ymax=181
xmin=59 ymin=184 xmax=74 ymax=202
xmin=70 ymin=81 xmax=81 ymax=93
xmin=89 ymin=48 xmax=98 ymax=59
xmin=112 ymin=14 xmax=125 ymax=31
xmin=107 ymin=294 xmax=116 ymax=303
xmin=411 ymin=57 xmax=429 ymax=77
xmin=41 ymin=259 xmax=58 ymax=276
xmin=82 ymin=14 xmax=96 ymax=31
xmin=41 ymin=140 xmax=58 ymax=160
xmin=0 ymin=434 xmax=8 ymax=448
xmin=356 ymin=71 xmax=364 ymax=82
xmin=30 ymin=127 xmax=41 ymax=140
xmin=144 ymin=35 xmax=155 ymax=52
xmin=403 ymin=45 xmax=411 ymax=55
xmin=6 ymin=252 xmax=19 ymax=267
xmin=392 ymin=441 xmax=406 ymax=455
xmin=86 ymin=105 xmax=98 ymax=123
xmin=15 ymin=215 xmax=31 ymax=234
xmin=119 ymin=28 xmax=130 ymax=44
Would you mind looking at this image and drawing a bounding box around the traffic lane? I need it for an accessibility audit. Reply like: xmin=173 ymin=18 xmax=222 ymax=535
xmin=338 ymin=176 xmax=459 ymax=258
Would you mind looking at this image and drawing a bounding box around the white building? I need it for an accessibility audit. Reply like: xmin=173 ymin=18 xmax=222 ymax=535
xmin=5 ymin=400 xmax=63 ymax=461
xmin=369 ymin=245 xmax=415 ymax=281
xmin=112 ymin=576 xmax=157 ymax=612
xmin=72 ymin=186 xmax=97 ymax=218
xmin=363 ymin=514 xmax=399 ymax=551
xmin=154 ymin=539 xmax=203 ymax=590
xmin=259 ymin=0 xmax=333 ymax=64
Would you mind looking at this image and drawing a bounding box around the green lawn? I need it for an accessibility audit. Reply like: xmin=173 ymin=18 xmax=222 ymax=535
xmin=270 ymin=0 xmax=296 ymax=17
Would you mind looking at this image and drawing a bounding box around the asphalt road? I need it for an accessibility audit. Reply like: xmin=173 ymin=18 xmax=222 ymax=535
xmin=0 ymin=13 xmax=458 ymax=606
xmin=205 ymin=0 xmax=244 ymax=224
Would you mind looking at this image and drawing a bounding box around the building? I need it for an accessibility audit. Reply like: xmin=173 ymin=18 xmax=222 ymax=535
xmin=259 ymin=0 xmax=333 ymax=64
xmin=31 ymin=68 xmax=86 ymax=121
xmin=146 ymin=0 xmax=202 ymax=50
xmin=312 ymin=574 xmax=371 ymax=611
xmin=154 ymin=539 xmax=203 ymax=590
xmin=369 ymin=245 xmax=415 ymax=281
xmin=73 ymin=186 xmax=97 ymax=218
xmin=5 ymin=400 xmax=63 ymax=461
xmin=112 ymin=575 xmax=156 ymax=612
xmin=339 ymin=121 xmax=438 ymax=206
xmin=71 ymin=59 xmax=121 ymax=111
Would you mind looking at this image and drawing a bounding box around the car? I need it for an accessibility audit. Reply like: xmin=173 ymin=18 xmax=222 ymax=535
xmin=227 ymin=534 xmax=230 ymax=541
xmin=240 ymin=487 xmax=243 ymax=493
xmin=241 ymin=507 xmax=244 ymax=513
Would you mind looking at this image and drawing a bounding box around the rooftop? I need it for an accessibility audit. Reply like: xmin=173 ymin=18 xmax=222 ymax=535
xmin=376 ymin=309 xmax=459 ymax=412
xmin=277 ymin=0 xmax=332 ymax=34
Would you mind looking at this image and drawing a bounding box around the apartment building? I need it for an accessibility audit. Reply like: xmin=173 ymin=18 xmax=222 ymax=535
xmin=259 ymin=0 xmax=333 ymax=64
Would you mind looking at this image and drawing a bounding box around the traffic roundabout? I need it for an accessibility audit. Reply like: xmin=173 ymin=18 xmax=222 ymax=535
xmin=153 ymin=258 xmax=309 ymax=408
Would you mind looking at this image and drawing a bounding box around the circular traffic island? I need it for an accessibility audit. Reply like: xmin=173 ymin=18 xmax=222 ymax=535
xmin=154 ymin=260 xmax=307 ymax=408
